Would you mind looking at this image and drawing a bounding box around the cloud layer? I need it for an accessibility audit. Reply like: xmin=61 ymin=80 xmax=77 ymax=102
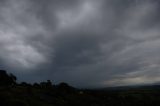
xmin=0 ymin=0 xmax=160 ymax=88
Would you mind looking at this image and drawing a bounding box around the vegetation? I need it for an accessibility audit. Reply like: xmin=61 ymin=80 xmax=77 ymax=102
xmin=0 ymin=70 xmax=160 ymax=106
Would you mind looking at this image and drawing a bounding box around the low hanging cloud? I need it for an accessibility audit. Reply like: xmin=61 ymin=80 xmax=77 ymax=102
xmin=0 ymin=0 xmax=160 ymax=88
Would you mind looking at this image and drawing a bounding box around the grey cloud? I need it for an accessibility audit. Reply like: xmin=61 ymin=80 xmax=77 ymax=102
xmin=0 ymin=0 xmax=160 ymax=88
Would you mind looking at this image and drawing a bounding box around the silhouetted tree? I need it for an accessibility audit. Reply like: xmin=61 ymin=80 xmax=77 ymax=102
xmin=57 ymin=82 xmax=75 ymax=93
xmin=0 ymin=70 xmax=17 ymax=86
xmin=40 ymin=80 xmax=53 ymax=89
xmin=9 ymin=73 xmax=17 ymax=85
xmin=19 ymin=82 xmax=32 ymax=87
xmin=33 ymin=83 xmax=40 ymax=88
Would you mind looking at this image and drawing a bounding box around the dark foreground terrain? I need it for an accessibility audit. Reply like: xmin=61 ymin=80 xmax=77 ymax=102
xmin=0 ymin=70 xmax=160 ymax=106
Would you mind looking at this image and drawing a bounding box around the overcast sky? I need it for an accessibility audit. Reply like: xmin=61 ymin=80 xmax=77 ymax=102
xmin=0 ymin=0 xmax=160 ymax=88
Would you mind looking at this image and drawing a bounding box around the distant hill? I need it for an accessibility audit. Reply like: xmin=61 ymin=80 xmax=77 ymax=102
xmin=98 ymin=84 xmax=160 ymax=91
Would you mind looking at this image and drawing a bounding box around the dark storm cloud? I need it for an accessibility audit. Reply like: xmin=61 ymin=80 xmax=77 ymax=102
xmin=0 ymin=0 xmax=160 ymax=88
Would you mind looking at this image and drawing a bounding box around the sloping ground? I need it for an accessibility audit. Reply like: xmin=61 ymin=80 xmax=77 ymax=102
xmin=1 ymin=85 xmax=160 ymax=106
xmin=0 ymin=85 xmax=103 ymax=106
